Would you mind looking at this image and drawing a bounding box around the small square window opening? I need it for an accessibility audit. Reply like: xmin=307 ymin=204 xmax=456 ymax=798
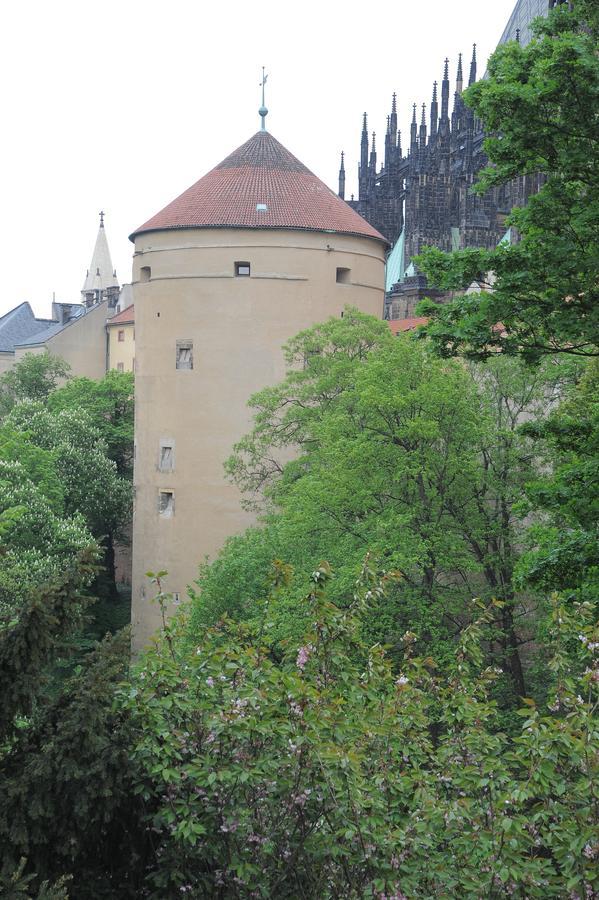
xmin=159 ymin=490 xmax=174 ymax=517
xmin=159 ymin=443 xmax=174 ymax=472
xmin=235 ymin=262 xmax=251 ymax=277
xmin=176 ymin=340 xmax=193 ymax=370
xmin=116 ymin=362 xmax=124 ymax=373
xmin=336 ymin=267 xmax=351 ymax=284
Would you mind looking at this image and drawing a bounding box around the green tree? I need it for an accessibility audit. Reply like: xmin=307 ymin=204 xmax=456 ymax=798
xmin=48 ymin=371 xmax=134 ymax=477
xmin=198 ymin=315 xmax=564 ymax=698
xmin=0 ymin=455 xmax=95 ymax=623
xmin=0 ymin=630 xmax=145 ymax=899
xmin=518 ymin=358 xmax=599 ymax=603
xmin=0 ymin=353 xmax=70 ymax=417
xmin=416 ymin=1 xmax=599 ymax=362
xmin=127 ymin=564 xmax=599 ymax=898
xmin=4 ymin=402 xmax=132 ymax=598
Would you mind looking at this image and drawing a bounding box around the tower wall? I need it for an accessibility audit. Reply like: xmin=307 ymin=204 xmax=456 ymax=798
xmin=131 ymin=226 xmax=385 ymax=650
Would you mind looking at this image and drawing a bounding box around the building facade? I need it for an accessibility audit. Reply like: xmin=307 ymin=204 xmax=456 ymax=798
xmin=129 ymin=128 xmax=387 ymax=650
xmin=0 ymin=213 xmax=133 ymax=379
xmin=342 ymin=0 xmax=558 ymax=306
xmin=107 ymin=304 xmax=135 ymax=373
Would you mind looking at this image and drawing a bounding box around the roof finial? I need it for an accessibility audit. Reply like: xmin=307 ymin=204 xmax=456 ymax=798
xmin=259 ymin=67 xmax=268 ymax=131
xmin=99 ymin=210 xmax=105 ymax=228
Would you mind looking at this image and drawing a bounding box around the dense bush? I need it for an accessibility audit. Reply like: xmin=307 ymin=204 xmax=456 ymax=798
xmin=126 ymin=564 xmax=598 ymax=898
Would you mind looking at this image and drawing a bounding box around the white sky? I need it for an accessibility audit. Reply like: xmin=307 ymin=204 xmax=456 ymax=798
xmin=0 ymin=0 xmax=516 ymax=318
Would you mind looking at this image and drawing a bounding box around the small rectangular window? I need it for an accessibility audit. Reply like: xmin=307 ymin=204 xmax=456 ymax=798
xmin=159 ymin=442 xmax=174 ymax=472
xmin=176 ymin=340 xmax=193 ymax=370
xmin=159 ymin=490 xmax=174 ymax=517
xmin=235 ymin=261 xmax=251 ymax=277
xmin=118 ymin=329 xmax=125 ymax=342
xmin=116 ymin=362 xmax=124 ymax=373
xmin=140 ymin=266 xmax=151 ymax=282
xmin=303 ymin=349 xmax=321 ymax=370
xmin=336 ymin=267 xmax=351 ymax=284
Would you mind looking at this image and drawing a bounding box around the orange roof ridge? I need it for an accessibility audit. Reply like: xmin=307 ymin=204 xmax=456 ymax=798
xmin=130 ymin=131 xmax=386 ymax=244
xmin=107 ymin=304 xmax=135 ymax=325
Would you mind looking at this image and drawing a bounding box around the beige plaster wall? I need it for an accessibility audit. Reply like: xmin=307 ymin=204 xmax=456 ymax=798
xmin=14 ymin=302 xmax=110 ymax=379
xmin=131 ymin=227 xmax=386 ymax=651
xmin=46 ymin=301 xmax=108 ymax=378
xmin=108 ymin=321 xmax=135 ymax=372
xmin=0 ymin=352 xmax=15 ymax=375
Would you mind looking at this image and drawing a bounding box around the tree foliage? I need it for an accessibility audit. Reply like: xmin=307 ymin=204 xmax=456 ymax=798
xmin=518 ymin=358 xmax=599 ymax=602
xmin=195 ymin=313 xmax=568 ymax=701
xmin=0 ymin=630 xmax=144 ymax=899
xmin=126 ymin=564 xmax=599 ymax=898
xmin=0 ymin=353 xmax=70 ymax=417
xmin=416 ymin=1 xmax=599 ymax=361
xmin=48 ymin=371 xmax=134 ymax=477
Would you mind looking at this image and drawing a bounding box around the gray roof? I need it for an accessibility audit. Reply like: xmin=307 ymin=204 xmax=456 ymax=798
xmin=0 ymin=302 xmax=55 ymax=352
xmin=498 ymin=0 xmax=549 ymax=47
xmin=15 ymin=305 xmax=91 ymax=349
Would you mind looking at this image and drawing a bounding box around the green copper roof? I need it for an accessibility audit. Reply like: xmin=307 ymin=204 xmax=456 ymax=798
xmin=385 ymin=229 xmax=406 ymax=291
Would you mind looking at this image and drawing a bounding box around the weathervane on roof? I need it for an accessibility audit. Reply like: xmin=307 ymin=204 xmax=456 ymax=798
xmin=259 ymin=67 xmax=268 ymax=131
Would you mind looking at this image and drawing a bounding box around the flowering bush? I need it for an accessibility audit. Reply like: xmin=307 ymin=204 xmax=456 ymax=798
xmin=127 ymin=562 xmax=598 ymax=898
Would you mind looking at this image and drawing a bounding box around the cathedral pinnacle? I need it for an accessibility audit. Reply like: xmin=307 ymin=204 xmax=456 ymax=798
xmin=456 ymin=53 xmax=464 ymax=94
xmin=469 ymin=44 xmax=477 ymax=85
xmin=99 ymin=210 xmax=104 ymax=228
xmin=338 ymin=151 xmax=346 ymax=200
xmin=259 ymin=67 xmax=269 ymax=131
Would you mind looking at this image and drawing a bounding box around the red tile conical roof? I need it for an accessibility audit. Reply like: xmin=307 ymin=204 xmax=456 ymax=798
xmin=130 ymin=131 xmax=386 ymax=244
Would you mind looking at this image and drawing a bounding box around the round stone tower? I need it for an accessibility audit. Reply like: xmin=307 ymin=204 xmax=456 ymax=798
xmin=130 ymin=129 xmax=387 ymax=650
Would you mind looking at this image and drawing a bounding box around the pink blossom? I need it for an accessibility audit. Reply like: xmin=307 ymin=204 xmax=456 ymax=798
xmin=296 ymin=644 xmax=313 ymax=670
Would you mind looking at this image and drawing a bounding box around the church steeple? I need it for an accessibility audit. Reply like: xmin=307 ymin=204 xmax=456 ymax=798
xmin=338 ymin=151 xmax=346 ymax=200
xmin=82 ymin=211 xmax=119 ymax=308
xmin=468 ymin=44 xmax=477 ymax=86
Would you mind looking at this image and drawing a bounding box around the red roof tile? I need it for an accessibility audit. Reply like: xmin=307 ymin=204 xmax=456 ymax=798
xmin=130 ymin=131 xmax=386 ymax=244
xmin=388 ymin=317 xmax=429 ymax=334
xmin=107 ymin=304 xmax=135 ymax=326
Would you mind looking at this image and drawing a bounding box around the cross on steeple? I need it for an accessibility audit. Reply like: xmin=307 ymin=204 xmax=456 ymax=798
xmin=259 ymin=67 xmax=269 ymax=131
xmin=99 ymin=210 xmax=105 ymax=227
